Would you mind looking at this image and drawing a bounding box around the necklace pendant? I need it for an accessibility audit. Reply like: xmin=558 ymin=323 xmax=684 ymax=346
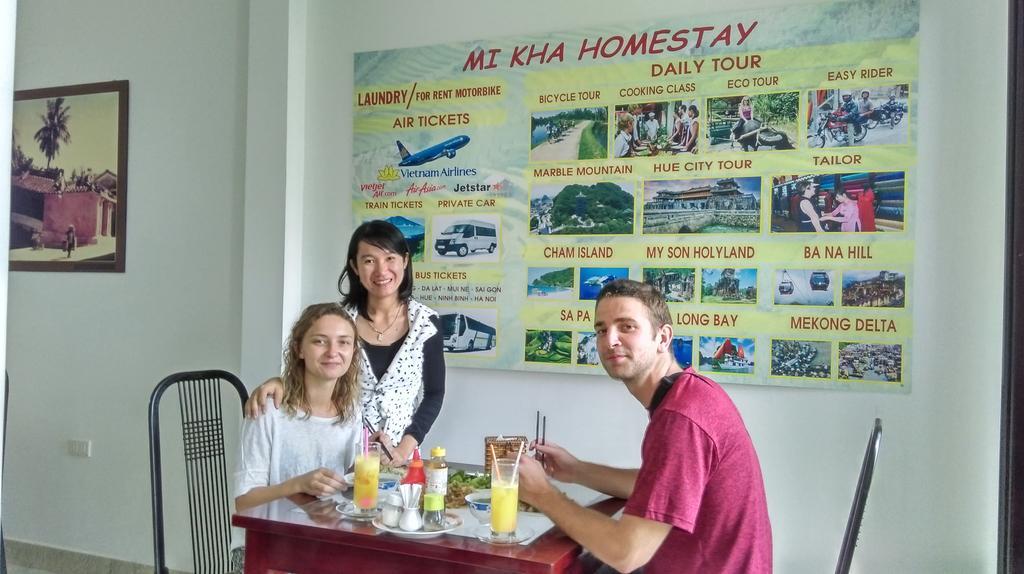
xmin=377 ymin=333 xmax=383 ymax=342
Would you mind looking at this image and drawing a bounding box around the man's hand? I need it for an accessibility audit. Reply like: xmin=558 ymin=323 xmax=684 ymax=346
xmin=244 ymin=377 xmax=285 ymax=418
xmin=517 ymin=453 xmax=556 ymax=507
xmin=532 ymin=440 xmax=580 ymax=483
xmin=516 ymin=455 xmax=672 ymax=573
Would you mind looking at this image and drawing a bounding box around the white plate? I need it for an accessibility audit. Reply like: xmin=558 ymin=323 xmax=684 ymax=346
xmin=371 ymin=512 xmax=463 ymax=539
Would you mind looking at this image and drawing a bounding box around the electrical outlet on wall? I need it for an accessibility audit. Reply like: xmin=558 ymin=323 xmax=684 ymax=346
xmin=67 ymin=439 xmax=92 ymax=458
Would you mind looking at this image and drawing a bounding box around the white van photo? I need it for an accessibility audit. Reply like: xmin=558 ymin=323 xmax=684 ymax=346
xmin=434 ymin=219 xmax=497 ymax=257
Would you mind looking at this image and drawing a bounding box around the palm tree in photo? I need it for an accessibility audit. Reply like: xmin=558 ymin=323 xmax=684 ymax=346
xmin=34 ymin=97 xmax=71 ymax=169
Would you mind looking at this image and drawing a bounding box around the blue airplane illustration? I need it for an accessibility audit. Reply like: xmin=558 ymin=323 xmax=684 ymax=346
xmin=396 ymin=135 xmax=470 ymax=167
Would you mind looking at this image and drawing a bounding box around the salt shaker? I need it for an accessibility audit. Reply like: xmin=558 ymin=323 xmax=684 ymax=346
xmin=381 ymin=492 xmax=403 ymax=528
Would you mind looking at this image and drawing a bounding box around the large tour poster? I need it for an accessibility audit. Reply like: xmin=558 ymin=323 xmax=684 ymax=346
xmin=352 ymin=0 xmax=918 ymax=391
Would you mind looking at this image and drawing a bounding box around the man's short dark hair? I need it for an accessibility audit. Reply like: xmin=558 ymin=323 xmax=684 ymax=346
xmin=596 ymin=279 xmax=672 ymax=332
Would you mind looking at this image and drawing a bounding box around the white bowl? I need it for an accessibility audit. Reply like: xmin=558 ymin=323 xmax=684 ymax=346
xmin=465 ymin=489 xmax=492 ymax=523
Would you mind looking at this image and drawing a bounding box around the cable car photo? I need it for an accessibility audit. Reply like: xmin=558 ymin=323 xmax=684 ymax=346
xmin=778 ymin=280 xmax=794 ymax=295
xmin=809 ymin=271 xmax=831 ymax=291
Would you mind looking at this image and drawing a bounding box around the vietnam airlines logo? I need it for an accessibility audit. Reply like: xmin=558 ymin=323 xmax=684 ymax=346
xmin=377 ymin=165 xmax=400 ymax=182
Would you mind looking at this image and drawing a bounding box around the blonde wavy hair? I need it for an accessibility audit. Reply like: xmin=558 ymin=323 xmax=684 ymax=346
xmin=280 ymin=303 xmax=360 ymax=423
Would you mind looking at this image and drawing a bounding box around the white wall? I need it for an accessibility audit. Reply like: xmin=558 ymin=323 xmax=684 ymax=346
xmin=7 ymin=0 xmax=249 ymax=569
xmin=0 ymin=0 xmax=16 ymax=538
xmin=301 ymin=0 xmax=1006 ymax=572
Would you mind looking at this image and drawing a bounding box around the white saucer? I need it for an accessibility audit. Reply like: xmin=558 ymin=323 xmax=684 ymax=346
xmin=371 ymin=512 xmax=463 ymax=539
xmin=335 ymin=500 xmax=379 ymax=522
xmin=474 ymin=524 xmax=535 ymax=545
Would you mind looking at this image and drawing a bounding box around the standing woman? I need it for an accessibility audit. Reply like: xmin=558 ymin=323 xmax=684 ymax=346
xmin=796 ymin=179 xmax=826 ymax=232
xmin=247 ymin=220 xmax=446 ymax=464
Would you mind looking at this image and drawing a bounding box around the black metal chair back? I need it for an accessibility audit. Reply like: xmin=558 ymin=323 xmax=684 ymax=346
xmin=148 ymin=370 xmax=247 ymax=574
xmin=835 ymin=418 xmax=883 ymax=574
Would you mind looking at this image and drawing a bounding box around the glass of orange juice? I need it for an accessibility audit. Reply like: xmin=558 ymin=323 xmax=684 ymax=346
xmin=354 ymin=443 xmax=381 ymax=511
xmin=490 ymin=458 xmax=519 ymax=541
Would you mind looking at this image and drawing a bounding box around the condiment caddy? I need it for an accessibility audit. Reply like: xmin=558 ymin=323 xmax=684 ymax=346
xmin=371 ymin=446 xmax=462 ymax=538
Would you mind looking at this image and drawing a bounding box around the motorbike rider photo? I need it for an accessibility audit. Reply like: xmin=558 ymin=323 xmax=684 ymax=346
xmin=839 ymin=91 xmax=865 ymax=144
xmin=882 ymin=92 xmax=905 ymax=117
xmin=809 ymin=85 xmax=908 ymax=148
xmin=858 ymin=90 xmax=876 ymax=122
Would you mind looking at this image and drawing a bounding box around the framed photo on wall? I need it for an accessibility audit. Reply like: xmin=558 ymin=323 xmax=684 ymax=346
xmin=9 ymin=80 xmax=128 ymax=272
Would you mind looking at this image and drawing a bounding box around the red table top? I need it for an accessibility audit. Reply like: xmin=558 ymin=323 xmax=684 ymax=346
xmin=233 ymin=493 xmax=625 ymax=574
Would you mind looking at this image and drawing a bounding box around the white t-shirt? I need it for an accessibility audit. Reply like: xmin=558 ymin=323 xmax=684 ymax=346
xmin=234 ymin=402 xmax=362 ymax=499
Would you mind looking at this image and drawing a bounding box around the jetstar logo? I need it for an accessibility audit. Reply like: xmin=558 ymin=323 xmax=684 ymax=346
xmin=453 ymin=181 xmax=503 ymax=193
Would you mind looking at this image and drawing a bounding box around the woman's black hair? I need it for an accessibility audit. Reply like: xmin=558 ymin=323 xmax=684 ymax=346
xmin=338 ymin=220 xmax=414 ymax=317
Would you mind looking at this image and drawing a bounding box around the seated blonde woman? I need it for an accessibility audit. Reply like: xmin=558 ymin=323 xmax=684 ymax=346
xmin=234 ymin=303 xmax=363 ymax=511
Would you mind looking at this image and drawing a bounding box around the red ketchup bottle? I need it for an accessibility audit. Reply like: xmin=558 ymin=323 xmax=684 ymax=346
xmin=401 ymin=448 xmax=426 ymax=486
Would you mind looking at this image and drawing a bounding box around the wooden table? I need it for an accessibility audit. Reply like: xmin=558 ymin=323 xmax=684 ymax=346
xmin=233 ymin=493 xmax=624 ymax=573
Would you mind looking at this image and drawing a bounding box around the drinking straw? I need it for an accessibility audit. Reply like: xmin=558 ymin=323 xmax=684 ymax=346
xmin=490 ymin=444 xmax=501 ymax=482
xmin=363 ymin=426 xmax=369 ymax=457
xmin=362 ymin=416 xmax=394 ymax=462
xmin=512 ymin=441 xmax=525 ymax=479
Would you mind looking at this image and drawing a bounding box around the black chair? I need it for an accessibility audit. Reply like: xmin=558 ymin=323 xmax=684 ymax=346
xmin=149 ymin=370 xmax=248 ymax=574
xmin=835 ymin=418 xmax=883 ymax=574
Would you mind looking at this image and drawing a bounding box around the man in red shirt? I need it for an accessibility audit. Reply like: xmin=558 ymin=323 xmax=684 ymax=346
xmin=518 ymin=279 xmax=772 ymax=573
